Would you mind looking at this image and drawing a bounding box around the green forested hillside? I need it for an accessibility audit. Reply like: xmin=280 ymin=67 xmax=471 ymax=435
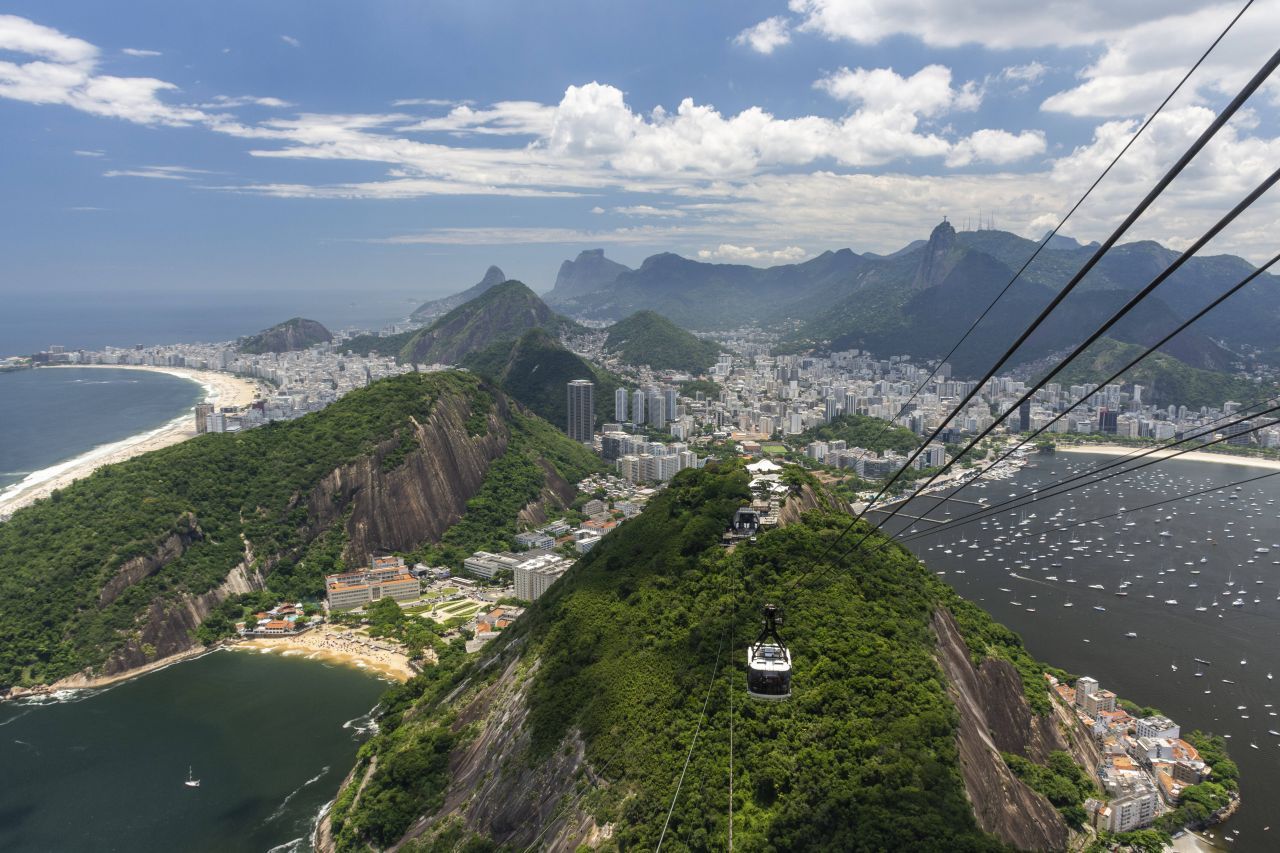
xmin=341 ymin=328 xmax=417 ymax=357
xmin=603 ymin=310 xmax=722 ymax=373
xmin=332 ymin=462 xmax=1067 ymax=851
xmin=463 ymin=328 xmax=623 ymax=426
xmin=1056 ymin=337 xmax=1262 ymax=408
xmin=0 ymin=372 xmax=599 ymax=689
xmin=792 ymin=413 xmax=921 ymax=454
xmin=399 ymin=280 xmax=580 ymax=365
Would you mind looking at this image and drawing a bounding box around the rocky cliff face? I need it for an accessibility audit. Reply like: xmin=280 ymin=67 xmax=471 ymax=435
xmin=931 ymin=607 xmax=1070 ymax=851
xmin=60 ymin=384 xmax=517 ymax=685
xmin=545 ymin=249 xmax=630 ymax=306
xmin=308 ymin=390 xmax=512 ymax=564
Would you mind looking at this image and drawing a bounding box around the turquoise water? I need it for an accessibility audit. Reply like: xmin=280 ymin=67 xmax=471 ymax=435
xmin=0 ymin=367 xmax=203 ymax=494
xmin=0 ymin=650 xmax=387 ymax=852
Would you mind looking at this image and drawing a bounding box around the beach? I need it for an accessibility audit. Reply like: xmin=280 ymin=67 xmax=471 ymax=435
xmin=1058 ymin=443 xmax=1280 ymax=472
xmin=0 ymin=365 xmax=261 ymax=518
xmin=232 ymin=624 xmax=419 ymax=681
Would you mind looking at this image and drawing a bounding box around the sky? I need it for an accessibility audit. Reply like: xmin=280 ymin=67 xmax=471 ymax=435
xmin=2 ymin=0 xmax=1279 ymax=309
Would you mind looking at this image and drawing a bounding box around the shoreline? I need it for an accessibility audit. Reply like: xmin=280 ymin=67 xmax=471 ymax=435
xmin=0 ymin=364 xmax=261 ymax=518
xmin=3 ymin=627 xmax=412 ymax=703
xmin=230 ymin=625 xmax=416 ymax=682
xmin=1057 ymin=443 xmax=1280 ymax=472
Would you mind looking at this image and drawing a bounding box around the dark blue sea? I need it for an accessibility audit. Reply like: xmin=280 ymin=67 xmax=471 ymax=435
xmin=0 ymin=367 xmax=203 ymax=495
xmin=0 ymin=288 xmax=414 ymax=357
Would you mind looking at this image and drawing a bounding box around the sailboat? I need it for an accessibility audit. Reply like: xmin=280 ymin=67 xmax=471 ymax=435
xmin=184 ymin=766 xmax=200 ymax=788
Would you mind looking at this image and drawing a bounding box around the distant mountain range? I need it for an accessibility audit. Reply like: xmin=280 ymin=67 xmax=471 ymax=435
xmin=532 ymin=225 xmax=1279 ymax=380
xmin=237 ymin=317 xmax=332 ymax=354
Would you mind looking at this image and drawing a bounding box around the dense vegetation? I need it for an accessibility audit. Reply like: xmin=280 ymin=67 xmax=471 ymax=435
xmin=335 ymin=462 xmax=1078 ymax=851
xmin=603 ymin=310 xmax=722 ymax=373
xmin=1056 ymin=337 xmax=1263 ymax=409
xmin=0 ymin=371 xmax=594 ymax=688
xmin=462 ymin=328 xmax=623 ymax=427
xmin=791 ymin=412 xmax=922 ymax=455
xmin=237 ymin=316 xmax=332 ymax=354
xmin=1002 ymin=751 xmax=1095 ymax=827
xmin=341 ymin=328 xmax=418 ymax=357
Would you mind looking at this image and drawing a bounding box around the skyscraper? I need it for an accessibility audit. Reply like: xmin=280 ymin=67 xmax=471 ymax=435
xmin=632 ymin=388 xmax=646 ymax=424
xmin=567 ymin=379 xmax=594 ymax=443
xmin=614 ymin=387 xmax=629 ymax=422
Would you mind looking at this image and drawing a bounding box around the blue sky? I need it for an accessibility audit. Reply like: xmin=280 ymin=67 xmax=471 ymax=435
xmin=2 ymin=0 xmax=1278 ymax=310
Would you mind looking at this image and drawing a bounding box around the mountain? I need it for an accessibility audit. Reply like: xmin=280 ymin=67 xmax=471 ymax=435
xmin=237 ymin=317 xmax=332 ymax=354
xmin=1054 ymin=337 xmax=1262 ymax=408
xmin=561 ymin=249 xmax=868 ymax=328
xmin=603 ymin=310 xmax=722 ymax=373
xmin=410 ymin=265 xmax=507 ymax=321
xmin=543 ymin=249 xmax=631 ymax=307
xmin=784 ymin=222 xmax=1242 ymax=377
xmin=322 ymin=463 xmax=1104 ymax=851
xmin=398 ymin=280 xmax=580 ymax=365
xmin=0 ymin=372 xmax=601 ymax=693
xmin=549 ymin=225 xmax=1280 ymax=380
xmin=339 ymin=328 xmax=417 ymax=358
xmin=463 ymin=328 xmax=622 ymax=427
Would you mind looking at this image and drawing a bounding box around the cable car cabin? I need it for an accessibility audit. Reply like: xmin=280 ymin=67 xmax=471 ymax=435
xmin=747 ymin=604 xmax=792 ymax=700
xmin=731 ymin=507 xmax=761 ymax=537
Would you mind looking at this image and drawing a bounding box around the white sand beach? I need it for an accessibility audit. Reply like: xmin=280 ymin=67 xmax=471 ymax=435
xmin=233 ymin=624 xmax=418 ymax=681
xmin=0 ymin=365 xmax=261 ymax=518
xmin=1058 ymin=443 xmax=1280 ymax=472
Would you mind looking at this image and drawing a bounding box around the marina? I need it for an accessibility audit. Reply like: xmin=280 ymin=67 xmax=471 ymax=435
xmin=888 ymin=451 xmax=1280 ymax=850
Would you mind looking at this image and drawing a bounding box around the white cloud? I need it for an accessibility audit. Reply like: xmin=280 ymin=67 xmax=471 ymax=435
xmin=73 ymin=149 xmax=104 ymax=157
xmin=402 ymin=101 xmax=556 ymax=136
xmin=787 ymin=1 xmax=1280 ymax=120
xmin=612 ymin=205 xmax=687 ymax=217
xmin=817 ymin=65 xmax=979 ymax=115
xmin=370 ymin=225 xmax=695 ymax=245
xmin=0 ymin=14 xmax=96 ymax=64
xmin=199 ymin=94 xmax=292 ymax=108
xmin=280 ymin=35 xmax=301 ymax=48
xmin=697 ymin=244 xmax=808 ymax=264
xmin=999 ymin=62 xmax=1047 ymax=85
xmin=734 ymin=17 xmax=792 ymax=54
xmin=104 ymin=164 xmax=211 ymax=180
xmin=121 ymin=48 xmax=161 ymax=57
xmin=946 ymin=128 xmax=1047 ymax=167
xmin=392 ymin=97 xmax=468 ymax=107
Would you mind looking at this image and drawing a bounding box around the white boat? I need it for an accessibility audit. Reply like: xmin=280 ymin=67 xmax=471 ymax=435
xmin=1125 ymin=632 xmax=1138 ymax=638
xmin=184 ymin=766 xmax=200 ymax=788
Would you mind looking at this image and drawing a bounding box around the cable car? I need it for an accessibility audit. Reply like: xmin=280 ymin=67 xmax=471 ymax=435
xmin=747 ymin=604 xmax=792 ymax=700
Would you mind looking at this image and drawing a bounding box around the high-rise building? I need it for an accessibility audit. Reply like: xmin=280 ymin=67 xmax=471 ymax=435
xmin=195 ymin=402 xmax=215 ymax=434
xmin=614 ymin=387 xmax=629 ymax=422
xmin=567 ymin=379 xmax=594 ymax=443
xmin=1018 ymin=400 xmax=1031 ymax=432
xmin=632 ymin=389 xmax=646 ymax=424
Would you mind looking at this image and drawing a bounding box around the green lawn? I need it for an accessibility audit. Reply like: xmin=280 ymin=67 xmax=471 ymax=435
xmin=761 ymin=443 xmax=788 ymax=455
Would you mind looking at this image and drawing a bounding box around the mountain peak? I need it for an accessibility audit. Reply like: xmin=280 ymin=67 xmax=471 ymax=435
xmin=916 ymin=218 xmax=960 ymax=288
xmin=480 ymin=265 xmax=506 ymax=287
xmin=411 ymin=265 xmax=510 ymax=319
xmin=544 ymin=248 xmax=630 ymax=305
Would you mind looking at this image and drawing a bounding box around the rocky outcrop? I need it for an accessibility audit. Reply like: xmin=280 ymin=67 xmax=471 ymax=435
xmin=391 ymin=656 xmax=604 ymax=852
xmin=98 ymin=513 xmax=203 ymax=607
xmin=932 ymin=608 xmax=1070 ymax=851
xmin=100 ymin=559 xmax=267 ymax=676
xmin=238 ymin=317 xmax=332 ymax=354
xmin=545 ymin=249 xmax=630 ymax=306
xmin=776 ymin=482 xmax=843 ymax=526
xmin=915 ymin=219 xmax=960 ymax=289
xmin=516 ymin=459 xmax=576 ymax=528
xmin=307 ymin=390 xmax=511 ymax=565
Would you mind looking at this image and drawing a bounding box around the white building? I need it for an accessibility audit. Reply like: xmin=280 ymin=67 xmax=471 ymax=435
xmin=1135 ymin=716 xmax=1180 ymax=741
xmin=513 ymin=553 xmax=573 ymax=601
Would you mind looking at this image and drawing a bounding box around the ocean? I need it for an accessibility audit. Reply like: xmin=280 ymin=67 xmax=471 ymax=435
xmin=0 ymin=288 xmax=416 ymax=358
xmin=886 ymin=452 xmax=1280 ymax=850
xmin=0 ymin=367 xmax=204 ymax=495
xmin=0 ymin=650 xmax=387 ymax=853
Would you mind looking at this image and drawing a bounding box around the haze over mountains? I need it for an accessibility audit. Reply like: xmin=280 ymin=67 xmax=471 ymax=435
xmin=518 ymin=222 xmax=1280 ymax=378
